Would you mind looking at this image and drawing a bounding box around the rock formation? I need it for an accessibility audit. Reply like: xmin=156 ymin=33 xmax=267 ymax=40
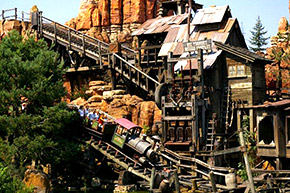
xmin=65 ymin=0 xmax=158 ymax=44
xmin=265 ymin=16 xmax=290 ymax=91
xmin=23 ymin=168 xmax=51 ymax=193
xmin=70 ymin=80 xmax=161 ymax=133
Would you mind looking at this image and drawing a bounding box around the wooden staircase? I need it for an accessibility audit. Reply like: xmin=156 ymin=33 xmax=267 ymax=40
xmin=38 ymin=15 xmax=160 ymax=96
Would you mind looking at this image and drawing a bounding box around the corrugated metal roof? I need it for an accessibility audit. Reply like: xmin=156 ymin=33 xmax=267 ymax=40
xmin=174 ymin=50 xmax=222 ymax=71
xmin=131 ymin=14 xmax=188 ymax=36
xmin=192 ymin=5 xmax=230 ymax=25
xmin=114 ymin=118 xmax=141 ymax=130
xmin=158 ymin=17 xmax=238 ymax=57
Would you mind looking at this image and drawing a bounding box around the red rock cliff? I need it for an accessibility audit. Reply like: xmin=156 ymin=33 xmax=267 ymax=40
xmin=65 ymin=0 xmax=158 ymax=44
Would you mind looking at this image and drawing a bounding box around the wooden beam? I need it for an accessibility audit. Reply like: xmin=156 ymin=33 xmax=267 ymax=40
xmin=211 ymin=146 xmax=242 ymax=156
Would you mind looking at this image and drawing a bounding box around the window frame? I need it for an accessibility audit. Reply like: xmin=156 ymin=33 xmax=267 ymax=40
xmin=228 ymin=64 xmax=246 ymax=78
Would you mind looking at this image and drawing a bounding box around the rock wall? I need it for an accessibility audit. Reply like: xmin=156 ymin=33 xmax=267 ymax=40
xmin=70 ymin=80 xmax=161 ymax=133
xmin=0 ymin=20 xmax=32 ymax=40
xmin=266 ymin=17 xmax=290 ymax=91
xmin=65 ymin=0 xmax=158 ymax=44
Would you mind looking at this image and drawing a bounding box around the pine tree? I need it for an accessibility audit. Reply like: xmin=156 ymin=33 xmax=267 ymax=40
xmin=0 ymin=31 xmax=81 ymax=183
xmin=249 ymin=16 xmax=269 ymax=52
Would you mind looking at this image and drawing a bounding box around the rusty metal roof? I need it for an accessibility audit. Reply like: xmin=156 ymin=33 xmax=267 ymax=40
xmin=192 ymin=5 xmax=231 ymax=25
xmin=214 ymin=41 xmax=273 ymax=63
xmin=114 ymin=118 xmax=141 ymax=130
xmin=174 ymin=50 xmax=222 ymax=71
xmin=131 ymin=14 xmax=188 ymax=36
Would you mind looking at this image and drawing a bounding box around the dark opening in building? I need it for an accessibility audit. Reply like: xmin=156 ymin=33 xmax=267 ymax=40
xmin=259 ymin=116 xmax=274 ymax=145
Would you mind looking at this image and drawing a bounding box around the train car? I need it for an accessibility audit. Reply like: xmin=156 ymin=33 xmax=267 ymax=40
xmin=111 ymin=118 xmax=156 ymax=161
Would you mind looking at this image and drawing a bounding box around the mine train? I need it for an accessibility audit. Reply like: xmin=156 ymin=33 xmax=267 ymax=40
xmin=84 ymin=115 xmax=158 ymax=164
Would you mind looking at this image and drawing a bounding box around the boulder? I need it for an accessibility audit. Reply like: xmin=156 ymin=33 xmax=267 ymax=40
xmin=65 ymin=18 xmax=76 ymax=29
xmin=70 ymin=97 xmax=87 ymax=106
xmin=88 ymin=102 xmax=103 ymax=109
xmin=122 ymin=94 xmax=143 ymax=106
xmin=110 ymin=98 xmax=124 ymax=108
xmin=85 ymin=89 xmax=95 ymax=97
xmin=89 ymin=80 xmax=107 ymax=87
xmin=101 ymin=30 xmax=111 ymax=43
xmin=23 ymin=169 xmax=50 ymax=193
xmin=90 ymin=85 xmax=112 ymax=95
xmin=278 ymin=17 xmax=288 ymax=33
xmin=88 ymin=94 xmax=103 ymax=103
xmin=137 ymin=101 xmax=156 ymax=128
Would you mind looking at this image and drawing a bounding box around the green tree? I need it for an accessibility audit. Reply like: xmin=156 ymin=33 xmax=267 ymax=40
xmin=0 ymin=162 xmax=31 ymax=193
xmin=0 ymin=31 xmax=81 ymax=183
xmin=249 ymin=16 xmax=269 ymax=52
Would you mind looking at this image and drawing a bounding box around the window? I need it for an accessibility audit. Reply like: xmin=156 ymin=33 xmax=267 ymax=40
xmin=258 ymin=116 xmax=274 ymax=145
xmin=228 ymin=64 xmax=246 ymax=77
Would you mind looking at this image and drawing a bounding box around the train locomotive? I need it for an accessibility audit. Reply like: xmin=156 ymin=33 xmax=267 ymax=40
xmin=111 ymin=118 xmax=158 ymax=164
xmin=83 ymin=112 xmax=159 ymax=165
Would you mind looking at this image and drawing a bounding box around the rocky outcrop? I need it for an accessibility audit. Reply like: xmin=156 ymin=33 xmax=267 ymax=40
xmin=0 ymin=20 xmax=32 ymax=40
xmin=266 ymin=17 xmax=290 ymax=92
xmin=65 ymin=0 xmax=159 ymax=44
xmin=70 ymin=80 xmax=161 ymax=132
xmin=23 ymin=169 xmax=51 ymax=193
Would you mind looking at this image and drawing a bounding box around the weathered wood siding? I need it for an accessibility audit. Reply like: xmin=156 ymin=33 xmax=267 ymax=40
xmin=252 ymin=63 xmax=266 ymax=105
xmin=226 ymin=54 xmax=253 ymax=106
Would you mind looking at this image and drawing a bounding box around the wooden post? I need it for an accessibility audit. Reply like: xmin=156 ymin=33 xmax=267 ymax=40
xmin=68 ymin=29 xmax=71 ymax=50
xmin=250 ymin=109 xmax=254 ymax=133
xmin=162 ymin=96 xmax=167 ymax=144
xmin=15 ymin=8 xmax=17 ymax=20
xmin=197 ymin=49 xmax=206 ymax=148
xmin=82 ymin=34 xmax=85 ymax=56
xmin=238 ymin=109 xmax=255 ymax=193
xmin=21 ymin=11 xmax=24 ymax=22
xmin=209 ymin=171 xmax=217 ymax=193
xmin=39 ymin=11 xmax=43 ymax=37
xmin=173 ymin=170 xmax=180 ymax=193
xmin=111 ymin=54 xmax=117 ymax=90
xmin=98 ymin=41 xmax=102 ymax=69
xmin=54 ymin=22 xmax=57 ymax=43
xmin=150 ymin=167 xmax=156 ymax=190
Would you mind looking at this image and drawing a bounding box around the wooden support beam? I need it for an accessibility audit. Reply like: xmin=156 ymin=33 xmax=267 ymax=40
xmin=211 ymin=146 xmax=241 ymax=156
xmin=238 ymin=113 xmax=256 ymax=193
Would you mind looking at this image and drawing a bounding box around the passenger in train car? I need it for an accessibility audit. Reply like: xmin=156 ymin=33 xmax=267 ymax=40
xmin=84 ymin=106 xmax=89 ymax=117
xmin=87 ymin=109 xmax=99 ymax=128
xmin=78 ymin=105 xmax=85 ymax=120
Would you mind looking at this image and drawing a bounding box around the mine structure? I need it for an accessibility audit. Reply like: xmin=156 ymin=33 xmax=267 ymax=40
xmin=2 ymin=0 xmax=290 ymax=192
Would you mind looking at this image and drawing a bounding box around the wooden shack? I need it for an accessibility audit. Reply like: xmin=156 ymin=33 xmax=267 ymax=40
xmin=158 ymin=5 xmax=272 ymax=136
xmin=248 ymin=100 xmax=290 ymax=169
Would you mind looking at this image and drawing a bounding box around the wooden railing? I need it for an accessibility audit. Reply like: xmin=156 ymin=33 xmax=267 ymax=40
xmin=1 ymin=8 xmax=161 ymax=96
xmin=1 ymin=8 xmax=29 ymax=22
